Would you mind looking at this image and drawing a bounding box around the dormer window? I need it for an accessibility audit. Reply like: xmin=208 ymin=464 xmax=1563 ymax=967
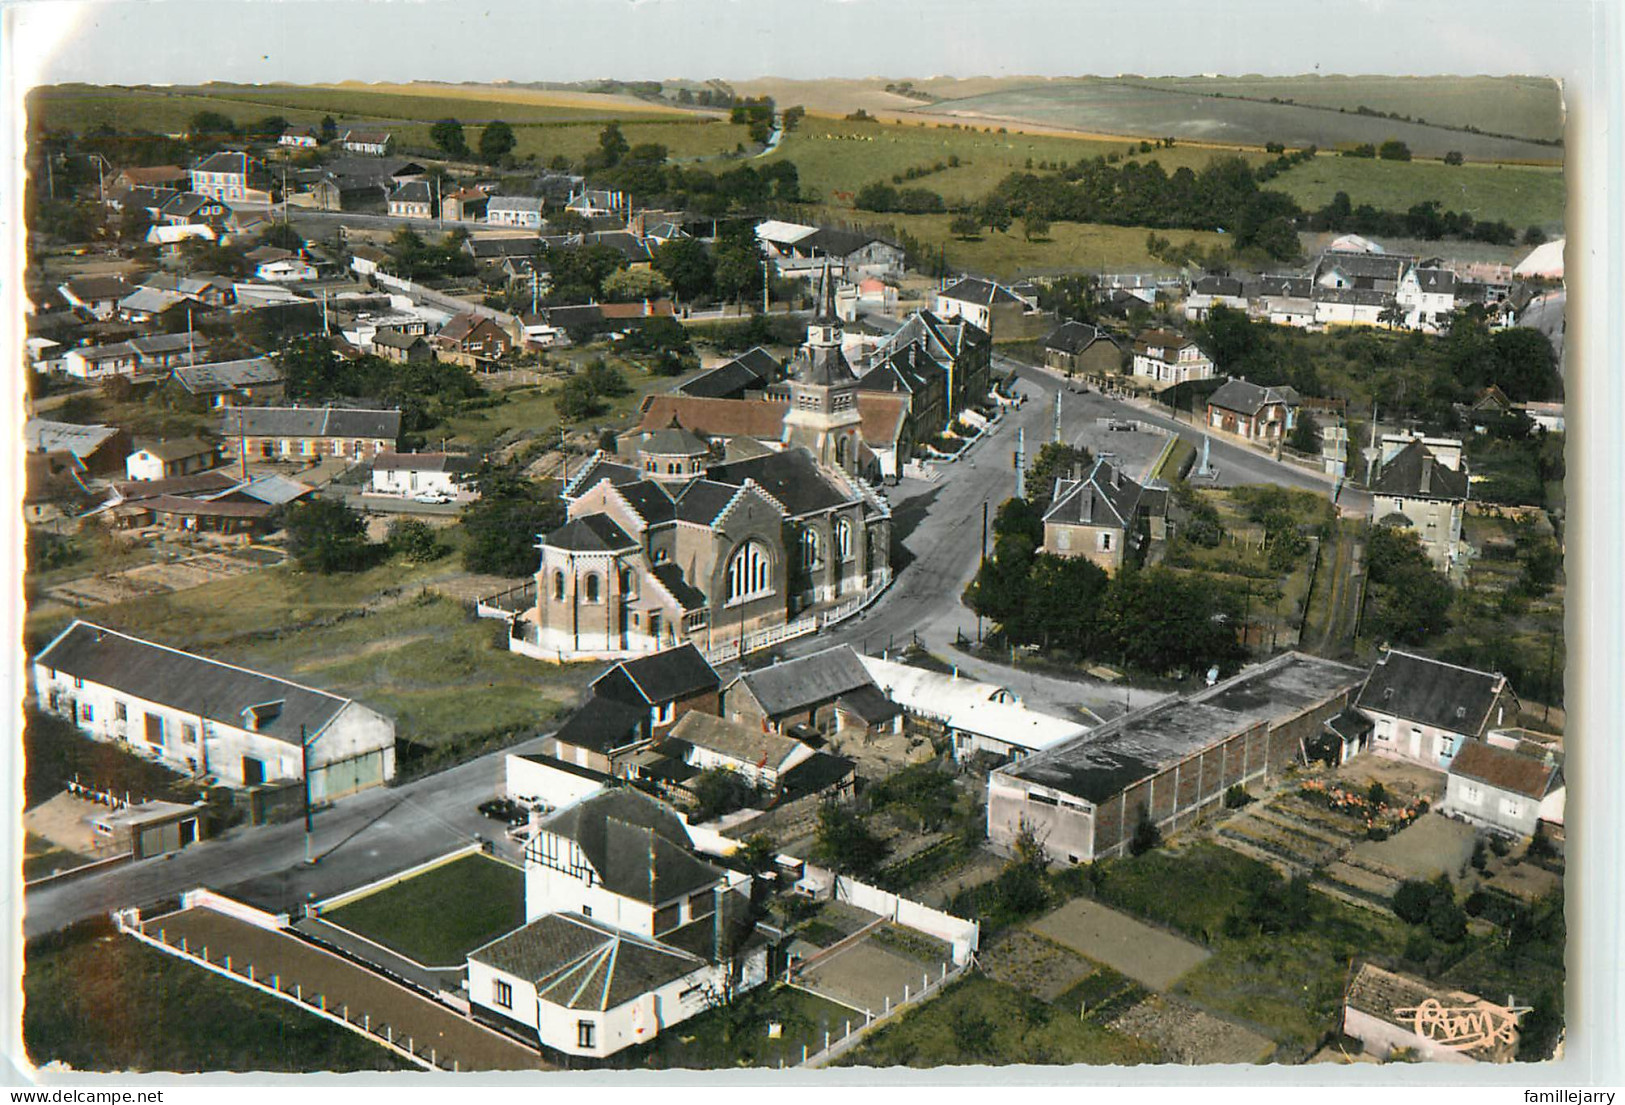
xmin=241 ymin=700 xmax=285 ymax=731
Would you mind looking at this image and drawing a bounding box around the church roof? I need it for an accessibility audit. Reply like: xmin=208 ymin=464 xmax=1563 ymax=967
xmin=545 ymin=514 xmax=639 ymax=551
xmin=639 ymin=415 xmax=710 ymax=457
xmin=793 ymin=343 xmax=858 ymax=387
xmin=706 ymin=450 xmax=855 ymax=517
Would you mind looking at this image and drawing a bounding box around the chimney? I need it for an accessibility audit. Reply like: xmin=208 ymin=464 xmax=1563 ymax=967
xmin=1420 ymin=455 xmax=1433 ymax=495
xmin=1111 ymin=465 xmax=1121 ymax=490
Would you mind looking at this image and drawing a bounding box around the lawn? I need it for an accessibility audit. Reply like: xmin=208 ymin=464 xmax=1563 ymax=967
xmin=626 ymin=983 xmax=863 ymax=1069
xmin=1269 ymin=156 xmax=1566 ymax=234
xmin=441 ymin=349 xmax=682 ymax=448
xmin=924 ymin=79 xmax=1563 ymax=164
xmin=764 ymin=115 xmax=1262 ymax=206
xmin=796 ymin=203 xmax=1221 ymax=280
xmin=23 ymin=917 xmax=411 ymax=1073
xmin=835 ymin=974 xmax=1159 ymax=1068
xmin=322 ymin=854 xmax=526 ymax=967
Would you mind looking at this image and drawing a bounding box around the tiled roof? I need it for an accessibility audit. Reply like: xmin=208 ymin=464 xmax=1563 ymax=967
xmin=669 ymin=710 xmax=803 ymax=769
xmin=1370 ymin=440 xmax=1470 ymax=500
xmin=220 ymin=406 xmax=401 ymax=441
xmin=1448 ymin=740 xmax=1559 ymax=799
xmin=1044 ymin=320 xmax=1120 ymax=355
xmin=734 ymin=645 xmax=876 ymax=720
xmin=636 ymin=395 xmax=790 ymax=441
xmin=1207 ymin=378 xmax=1301 ymax=416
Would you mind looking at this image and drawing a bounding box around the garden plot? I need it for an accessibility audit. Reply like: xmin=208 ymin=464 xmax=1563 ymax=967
xmin=797 ymin=932 xmax=951 ymax=1018
xmin=319 ymin=853 xmax=526 ymax=968
xmin=47 ymin=549 xmax=272 ymax=608
xmin=1108 ymin=994 xmax=1276 ymax=1065
xmin=979 ymin=929 xmax=1097 ymax=1002
xmin=1349 ymin=812 xmax=1478 ymax=882
xmin=1030 ymin=898 xmax=1210 ymax=992
xmin=1218 ymin=803 xmax=1346 ymax=872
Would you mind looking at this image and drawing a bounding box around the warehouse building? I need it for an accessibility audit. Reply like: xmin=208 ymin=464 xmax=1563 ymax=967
xmin=987 ymin=653 xmax=1364 ymax=863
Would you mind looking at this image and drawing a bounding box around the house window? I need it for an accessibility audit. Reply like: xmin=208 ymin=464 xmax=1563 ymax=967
xmin=493 ymin=979 xmax=513 ymax=1008
xmin=1056 ymin=528 xmax=1071 ymax=551
xmin=726 ymin=540 xmax=773 ymax=604
xmin=1462 ymin=784 xmax=1482 ymax=804
xmin=1501 ymin=798 xmax=1524 ymax=819
xmin=654 ymin=701 xmax=675 ymax=726
xmin=582 ymin=905 xmax=592 ymax=918
xmin=1098 ymin=531 xmax=1114 ymax=552
xmin=584 ymin=573 xmax=601 ymax=603
xmin=1439 ymin=736 xmax=1456 ymax=760
xmin=577 ymin=1021 xmax=596 ymax=1049
xmin=115 ymin=701 xmax=127 ymax=722
xmin=80 ymin=703 xmax=94 ymax=723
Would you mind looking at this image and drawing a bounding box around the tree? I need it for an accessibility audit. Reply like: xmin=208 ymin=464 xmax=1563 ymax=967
xmin=1443 ymin=150 xmax=1465 ymax=166
xmin=1025 ymin=442 xmax=1092 ymax=513
xmin=1364 ymin=526 xmax=1454 ymax=645
xmin=479 ymin=120 xmax=516 ymax=163
xmin=430 ymin=118 xmax=469 ymax=158
xmin=594 ymin=122 xmax=629 ymax=168
xmin=1287 ymin=411 xmax=1321 ymax=455
xmin=651 ymin=236 xmax=715 ymax=301
xmin=1391 ymin=879 xmax=1440 ymax=925
xmin=1378 ymin=140 xmax=1413 ymax=161
xmin=582 ymin=359 xmax=630 ymax=399
xmin=601 ymin=266 xmax=672 ymax=302
xmin=386 ymin=518 xmax=446 ymax=564
xmin=1129 ymin=804 xmax=1161 ymax=855
xmin=555 ymin=374 xmax=603 ymax=422
xmin=188 ymin=111 xmax=238 ymax=141
xmin=689 ymin=767 xmax=755 ymax=823
xmin=460 ymin=471 xmax=566 ymax=577
xmin=949 ymin=213 xmax=982 ymax=240
xmin=320 ymin=115 xmax=339 ymax=142
xmin=281 ymin=499 xmax=371 ymax=573
xmin=811 ymin=804 xmax=887 ymax=877
xmin=1021 ymin=214 xmax=1051 ymax=241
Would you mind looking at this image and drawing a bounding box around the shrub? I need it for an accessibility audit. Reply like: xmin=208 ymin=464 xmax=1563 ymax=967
xmin=1427 ymin=897 xmax=1468 ymax=943
xmin=1223 ymin=784 xmax=1251 ymax=809
xmin=1391 ymin=879 xmax=1437 ymax=925
xmin=1129 ymin=805 xmax=1161 ymax=856
xmin=1367 ymin=781 xmax=1388 ymax=806
xmin=386 ymin=518 xmax=446 ymax=564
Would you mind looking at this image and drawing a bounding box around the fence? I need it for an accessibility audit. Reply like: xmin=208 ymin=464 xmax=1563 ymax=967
xmin=702 ymin=571 xmax=894 ymax=667
xmin=308 ymin=842 xmax=486 ymax=915
xmin=796 ymin=865 xmax=980 ymax=966
xmin=113 ymin=909 xmax=444 ymax=1071
xmin=475 ymin=579 xmax=536 ymax=620
xmin=793 ymin=956 xmax=973 ymax=1068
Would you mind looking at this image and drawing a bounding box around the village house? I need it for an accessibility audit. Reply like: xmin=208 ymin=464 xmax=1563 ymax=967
xmin=589 ymin=644 xmax=722 ymax=740
xmin=369 ymin=451 xmax=474 ymax=499
xmin=25 ymin=419 xmax=131 ymax=476
xmin=1042 ymin=321 xmax=1125 ymax=380
xmin=1370 ymin=435 xmax=1470 ymax=573
xmin=140 ymin=271 xmax=236 ymax=309
xmin=189 ymin=151 xmax=272 ymax=203
xmin=1442 ymin=738 xmax=1564 ymax=838
xmin=24 ymin=449 xmax=92 ymax=525
xmin=387 ymin=181 xmax=434 ymax=220
xmin=115 ymin=286 xmax=189 ymax=325
xmin=278 ymin=125 xmax=321 ymax=148
xmin=33 ymin=620 xmax=396 ymax=797
xmin=371 ymin=329 xmax=434 ymax=364
xmin=1182 ymin=275 xmax=1248 ymax=322
xmin=720 ymin=644 xmax=897 ymax=739
xmin=58 ymin=275 xmax=135 ymax=320
xmin=246 ymin=245 xmax=317 ymax=283
xmin=1205 ymin=378 xmax=1301 ymax=443
xmin=125 ymin=438 xmax=219 ymax=482
xmin=61 ymin=332 xmax=211 ymax=380
xmin=564 ymin=188 xmax=627 ymax=218
xmin=1395 ymin=265 xmax=1458 ymax=331
xmin=109 ymin=165 xmax=189 ymax=192
xmin=156 ymin=192 xmax=232 ymax=229
xmin=1130 ymin=329 xmax=1216 ymax=388
xmin=934 ymin=276 xmax=1031 ymax=337
xmin=1249 ymin=276 xmax=1317 ymax=328
xmin=989 ymin=653 xmax=1364 ymax=863
xmin=1355 ymin=649 xmax=1520 ymax=773
xmin=862 ymin=308 xmax=993 ymax=434
xmin=219 ymin=405 xmax=401 ymax=463
xmin=340 ymin=129 xmax=394 ymax=156
xmin=1040 ymin=456 xmax=1166 ymax=575
xmin=678 ymin=347 xmax=782 ymax=401
xmin=540 ymin=696 xmax=654 ymax=778
xmin=468 ymin=788 xmax=769 ymax=1059
xmin=172 ymin=356 xmax=286 ymax=408
xmin=487 ymin=195 xmax=546 ymax=229
xmin=433 ymin=311 xmax=514 ymax=366
xmin=1342 ymin=963 xmax=1519 ymax=1063
xmin=665 ymin=711 xmax=815 ymax=794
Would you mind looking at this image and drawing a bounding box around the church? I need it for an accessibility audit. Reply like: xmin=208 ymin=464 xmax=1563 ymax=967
xmin=512 ymin=267 xmax=894 ymax=663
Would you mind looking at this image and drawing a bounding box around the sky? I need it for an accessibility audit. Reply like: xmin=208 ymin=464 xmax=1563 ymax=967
xmin=3 ymin=0 xmax=1605 ymax=90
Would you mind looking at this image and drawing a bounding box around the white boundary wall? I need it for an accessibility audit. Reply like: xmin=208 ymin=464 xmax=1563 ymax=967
xmin=181 ymin=888 xmax=289 ymax=930
xmin=796 ymin=863 xmax=979 ymax=965
xmin=310 ymin=842 xmax=486 ymax=914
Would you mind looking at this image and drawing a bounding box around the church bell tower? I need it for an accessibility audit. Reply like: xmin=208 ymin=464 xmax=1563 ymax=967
xmin=782 ymin=261 xmax=863 ymax=474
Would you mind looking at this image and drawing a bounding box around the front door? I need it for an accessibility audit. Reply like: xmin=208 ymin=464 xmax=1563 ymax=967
xmin=242 ymin=756 xmax=265 ymax=786
xmin=1408 ymin=728 xmax=1423 ymax=761
xmin=179 ymin=818 xmax=197 ymax=846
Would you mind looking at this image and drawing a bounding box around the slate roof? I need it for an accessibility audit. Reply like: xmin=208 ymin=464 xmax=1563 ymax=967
xmin=372 ymin=451 xmax=473 ymax=474
xmin=391 ymin=181 xmax=433 ymax=205
xmin=469 ymin=913 xmax=703 ymax=1011
xmin=173 ymin=357 xmax=284 ymax=395
xmin=549 ymin=694 xmax=648 ymax=755
xmin=1133 ymin=328 xmax=1205 ymax=360
xmin=593 ymin=644 xmax=720 ymax=707
xmin=777 ymin=750 xmax=857 ymax=802
xmin=704 ymin=449 xmax=854 ymax=517
xmin=1000 ymin=653 xmax=1365 ymax=804
xmin=372 ymin=330 xmax=426 ymax=351
xmin=466 ymin=236 xmax=546 ymax=259
xmin=537 ymin=788 xmax=723 ymax=905
xmin=1207 ymin=378 xmax=1301 ymax=416
xmin=544 ymin=514 xmax=639 ymax=552
xmin=1412 ymin=268 xmax=1457 ymax=294
xmin=801 ymin=226 xmax=896 ymax=258
xmin=1356 ymin=650 xmax=1511 ymax=736
xmin=1447 ymin=740 xmax=1560 ymax=799
xmin=1043 ymin=458 xmax=1145 ymax=529
xmin=1312 ymin=286 xmax=1392 ymax=307
xmin=939 ymin=276 xmax=1024 ymax=307
xmin=679 ymin=360 xmax=765 ymax=400
xmin=1044 ymin=321 xmax=1121 ymax=355
xmin=134 ymin=437 xmax=214 ymax=462
xmin=487 ymin=195 xmax=545 ymax=215
xmin=34 ymin=620 xmax=358 ymax=745
xmin=670 ymin=710 xmax=803 ymax=769
xmin=562 ymin=453 xmax=642 ymax=497
xmin=113 ymin=471 xmax=239 ymax=502
xmin=734 ymin=645 xmax=877 ymax=719
xmin=63 ymin=275 xmax=135 ymax=302
xmin=1252 ymin=276 xmax=1313 ymax=298
xmin=836 ymin=683 xmax=904 ymax=726
xmin=639 ymin=417 xmax=711 ymax=457
xmin=584 ymin=231 xmax=652 ymax=263
xmin=652 ymin=564 xmax=706 ymax=611
xmin=220 ymin=406 xmax=402 ymax=440
xmin=194 ymin=151 xmax=255 ymax=174
xmin=1191 ymin=275 xmax=1245 ymax=297
xmin=24 ymin=419 xmax=122 ymax=458
xmin=1317 ymin=250 xmax=1409 ymax=281
xmin=1370 ymin=440 xmax=1470 ymax=501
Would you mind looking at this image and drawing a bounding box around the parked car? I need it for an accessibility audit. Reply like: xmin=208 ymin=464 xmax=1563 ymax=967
xmin=413 ymin=490 xmax=453 ymax=504
xmin=477 ymin=798 xmax=527 ymax=825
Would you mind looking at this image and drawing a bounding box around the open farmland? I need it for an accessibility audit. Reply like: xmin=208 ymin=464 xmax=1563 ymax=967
xmin=1147 ymin=75 xmax=1564 ymax=144
xmin=767 ymin=116 xmax=1266 ymax=205
xmin=922 ymin=79 xmax=1563 ymax=163
xmin=1270 ymin=157 xmax=1566 ymax=233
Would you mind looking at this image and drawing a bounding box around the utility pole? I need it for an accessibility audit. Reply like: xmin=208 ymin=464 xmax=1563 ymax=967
xmin=1053 ymin=389 xmax=1062 ymax=444
xmin=1014 ymin=427 xmax=1026 ymax=501
xmin=978 ymin=500 xmax=990 ymax=644
xmin=761 ymin=259 xmax=770 ymax=314
xmin=300 ymin=724 xmax=315 ymax=865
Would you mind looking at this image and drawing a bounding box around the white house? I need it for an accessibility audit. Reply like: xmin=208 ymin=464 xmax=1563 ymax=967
xmin=486 ymin=196 xmax=546 ymax=229
xmin=467 ymin=788 xmax=770 ymax=1058
xmin=504 ymin=752 xmax=610 ymax=814
xmin=934 ymin=276 xmax=1030 ymax=336
xmin=1355 ymin=650 xmax=1520 ymax=773
xmin=1370 ymin=436 xmax=1469 ymax=573
xmin=254 ymin=255 xmax=318 ymax=283
xmin=368 ymin=451 xmax=475 ymax=499
xmin=340 ymin=130 xmax=394 ymax=156
xmin=1442 ymin=739 xmax=1564 ymax=838
xmin=33 ymin=620 xmax=397 ymax=799
xmin=190 ymin=151 xmax=270 ymax=203
xmin=666 ymin=710 xmax=815 ymax=792
xmin=125 ymin=438 xmax=219 ymax=482
xmin=1395 ymin=266 xmax=1458 ymax=332
xmin=1131 ymin=329 xmax=1215 ymax=388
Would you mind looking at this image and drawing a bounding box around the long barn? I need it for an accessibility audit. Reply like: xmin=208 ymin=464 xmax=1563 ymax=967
xmin=987 ymin=652 xmax=1364 ymax=863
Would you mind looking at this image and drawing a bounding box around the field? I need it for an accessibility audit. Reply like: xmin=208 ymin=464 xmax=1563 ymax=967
xmin=922 ymin=79 xmax=1563 ymax=163
xmin=1146 ymin=75 xmax=1564 ymax=144
xmin=23 ymin=918 xmax=410 ymax=1073
xmin=765 ymin=115 xmax=1264 ymax=205
xmin=1271 ymin=156 xmax=1566 ymax=233
xmin=1029 ymin=898 xmax=1212 ymax=991
xmin=322 ymin=854 xmax=526 ymax=967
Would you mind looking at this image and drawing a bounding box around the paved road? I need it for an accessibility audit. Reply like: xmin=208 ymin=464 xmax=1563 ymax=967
xmin=23 ymin=733 xmax=548 ymax=938
xmin=778 ymin=351 xmax=1368 ymax=721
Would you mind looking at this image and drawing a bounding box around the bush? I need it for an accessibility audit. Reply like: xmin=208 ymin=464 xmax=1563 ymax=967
xmin=1391 ymin=879 xmax=1438 ymax=924
xmin=1427 ymin=897 xmax=1468 ymax=943
xmin=1223 ymin=784 xmax=1251 ymax=809
xmin=386 ymin=518 xmax=446 ymax=564
xmin=1129 ymin=805 xmax=1161 ymax=856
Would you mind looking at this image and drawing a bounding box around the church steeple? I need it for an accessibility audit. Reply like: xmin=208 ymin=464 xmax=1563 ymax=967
xmin=806 ymin=260 xmax=845 ymax=353
xmin=784 ymin=259 xmax=862 ymax=474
